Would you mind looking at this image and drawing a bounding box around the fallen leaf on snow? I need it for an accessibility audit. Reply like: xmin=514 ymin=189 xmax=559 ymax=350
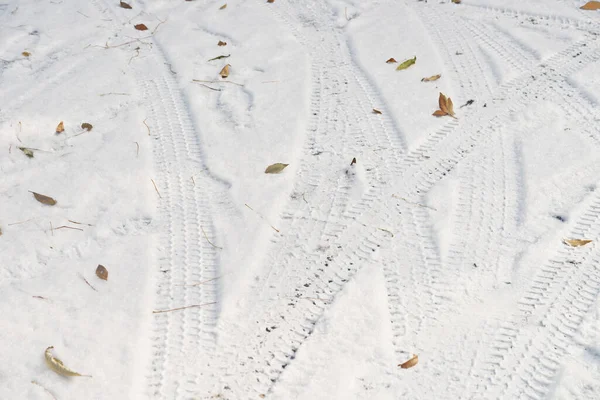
xmin=96 ymin=264 xmax=108 ymax=280
xmin=134 ymin=23 xmax=148 ymax=31
xmin=219 ymin=3 xmax=227 ymax=9
xmin=399 ymin=354 xmax=418 ymax=369
xmin=119 ymin=1 xmax=132 ymax=9
xmin=432 ymin=92 xmax=456 ymax=118
xmin=22 ymin=51 xmax=31 ymax=57
xmin=55 ymin=121 xmax=65 ymax=133
xmin=563 ymin=239 xmax=592 ymax=247
xmin=265 ymin=163 xmax=289 ymax=174
xmin=581 ymin=1 xmax=600 ymax=10
xmin=396 ymin=56 xmax=416 ymax=71
xmin=372 ymin=108 xmax=382 ymax=114
xmin=208 ymin=54 xmax=230 ymax=61
xmin=421 ymin=74 xmax=441 ymax=82
xmin=31 ymin=191 xmax=57 ymax=206
xmin=452 ymin=0 xmax=462 ymax=3
xmin=267 ymin=0 xmax=275 ymax=3
xmin=19 ymin=147 xmax=34 ymax=158
xmin=386 ymin=58 xmax=397 ymax=64
xmin=350 ymin=157 xmax=356 ymax=165
xmin=219 ymin=64 xmax=231 ymax=78
xmin=218 ymin=40 xmax=227 ymax=46
xmin=81 ymin=122 xmax=93 ymax=131
xmin=44 ymin=346 xmax=91 ymax=377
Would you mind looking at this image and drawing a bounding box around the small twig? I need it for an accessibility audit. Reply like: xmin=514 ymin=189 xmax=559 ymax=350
xmin=191 ymin=176 xmax=196 ymax=187
xmin=77 ymin=10 xmax=90 ymax=18
xmin=153 ymin=302 xmax=216 ymax=314
xmin=207 ymin=54 xmax=230 ymax=61
xmin=392 ymin=194 xmax=437 ymax=211
xmin=192 ymin=82 xmax=222 ymax=91
xmin=201 ymin=226 xmax=223 ymax=249
xmin=134 ymin=141 xmax=140 ymax=157
xmin=151 ymin=179 xmax=162 ymax=198
xmin=67 ymin=219 xmax=93 ymax=226
xmin=8 ymin=218 xmax=34 ymax=226
xmin=245 ymin=203 xmax=280 ymax=233
xmin=9 ymin=144 xmax=11 ymax=153
xmin=50 ymin=221 xmax=53 ymax=236
xmin=32 ymin=295 xmax=49 ymax=300
xmin=377 ymin=227 xmax=394 ymax=237
xmin=151 ymin=18 xmax=167 ymax=35
xmin=31 ymin=380 xmax=57 ymax=400
xmin=302 ymin=193 xmax=308 ymax=204
xmin=128 ymin=48 xmax=140 ymax=64
xmin=79 ymin=274 xmax=97 ymax=291
xmin=262 ymin=80 xmax=280 ymax=84
xmin=192 ymin=79 xmax=244 ymax=87
xmin=143 ymin=119 xmax=151 ymax=135
xmin=55 ymin=225 xmax=84 ymax=231
xmin=98 ymin=92 xmax=130 ymax=96
xmin=184 ymin=276 xmax=222 ymax=287
xmin=345 ymin=7 xmax=349 ymax=21
xmin=17 ymin=121 xmax=23 ymax=143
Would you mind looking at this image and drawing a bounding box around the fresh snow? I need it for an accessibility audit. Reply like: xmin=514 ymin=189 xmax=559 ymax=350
xmin=1 ymin=0 xmax=600 ymax=399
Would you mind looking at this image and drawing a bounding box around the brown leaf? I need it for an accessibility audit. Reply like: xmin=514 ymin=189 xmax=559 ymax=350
xmin=421 ymin=74 xmax=441 ymax=82
xmin=446 ymin=97 xmax=455 ymax=117
xmin=399 ymin=354 xmax=418 ymax=369
xmin=119 ymin=1 xmax=132 ymax=9
xmin=452 ymin=0 xmax=461 ymax=3
xmin=563 ymin=239 xmax=592 ymax=247
xmin=218 ymin=40 xmax=227 ymax=46
xmin=372 ymin=108 xmax=382 ymax=115
xmin=96 ymin=265 xmax=108 ymax=281
xmin=22 ymin=51 xmax=31 ymax=57
xmin=219 ymin=64 xmax=230 ymax=78
xmin=30 ymin=191 xmax=57 ymax=206
xmin=267 ymin=0 xmax=275 ymax=2
xmin=386 ymin=58 xmax=397 ymax=64
xmin=432 ymin=110 xmax=447 ymax=117
xmin=581 ymin=1 xmax=600 ymax=10
xmin=81 ymin=123 xmax=93 ymax=131
xmin=265 ymin=163 xmax=289 ymax=174
xmin=56 ymin=121 xmax=65 ymax=133
xmin=350 ymin=157 xmax=356 ymax=166
xmin=438 ymin=92 xmax=448 ymax=114
xmin=134 ymin=23 xmax=148 ymax=31
xmin=219 ymin=3 xmax=227 ymax=9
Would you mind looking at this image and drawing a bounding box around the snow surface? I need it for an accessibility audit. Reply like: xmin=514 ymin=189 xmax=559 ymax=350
xmin=1 ymin=0 xmax=600 ymax=399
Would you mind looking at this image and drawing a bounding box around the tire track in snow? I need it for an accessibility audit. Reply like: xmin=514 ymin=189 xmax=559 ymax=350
xmin=87 ymin=1 xmax=233 ymax=398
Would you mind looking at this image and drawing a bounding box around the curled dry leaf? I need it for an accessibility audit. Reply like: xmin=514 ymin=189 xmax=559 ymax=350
xmin=119 ymin=1 xmax=132 ymax=9
xmin=19 ymin=147 xmax=34 ymax=158
xmin=81 ymin=122 xmax=93 ymax=131
xmin=218 ymin=40 xmax=227 ymax=46
xmin=96 ymin=264 xmax=109 ymax=280
xmin=421 ymin=74 xmax=441 ymax=82
xmin=219 ymin=64 xmax=231 ymax=78
xmin=265 ymin=163 xmax=289 ymax=174
xmin=581 ymin=1 xmax=600 ymax=9
xmin=563 ymin=239 xmax=592 ymax=247
xmin=399 ymin=354 xmax=418 ymax=369
xmin=372 ymin=108 xmax=382 ymax=115
xmin=396 ymin=56 xmax=416 ymax=71
xmin=386 ymin=58 xmax=397 ymax=64
xmin=31 ymin=191 xmax=57 ymax=206
xmin=350 ymin=157 xmax=356 ymax=166
xmin=22 ymin=51 xmax=31 ymax=57
xmin=55 ymin=121 xmax=65 ymax=133
xmin=219 ymin=3 xmax=227 ymax=9
xmin=45 ymin=346 xmax=91 ymax=377
xmin=134 ymin=23 xmax=148 ymax=31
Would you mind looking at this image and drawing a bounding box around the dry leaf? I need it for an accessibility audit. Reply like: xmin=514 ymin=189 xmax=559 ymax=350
xmin=563 ymin=239 xmax=592 ymax=247
xmin=267 ymin=0 xmax=275 ymax=2
xmin=373 ymin=108 xmax=382 ymax=114
xmin=22 ymin=51 xmax=31 ymax=57
xmin=56 ymin=121 xmax=65 ymax=133
xmin=31 ymin=191 xmax=57 ymax=206
xmin=399 ymin=354 xmax=418 ymax=369
xmin=396 ymin=56 xmax=416 ymax=71
xmin=44 ymin=346 xmax=91 ymax=377
xmin=265 ymin=163 xmax=289 ymax=174
xmin=581 ymin=1 xmax=600 ymax=10
xmin=218 ymin=40 xmax=227 ymax=46
xmin=452 ymin=0 xmax=461 ymax=3
xmin=96 ymin=265 xmax=108 ymax=281
xmin=350 ymin=157 xmax=356 ymax=166
xmin=119 ymin=1 xmax=132 ymax=9
xmin=134 ymin=23 xmax=148 ymax=31
xmin=386 ymin=58 xmax=397 ymax=64
xmin=81 ymin=123 xmax=93 ymax=131
xmin=0 ymin=226 xmax=2 ymax=236
xmin=219 ymin=3 xmax=227 ymax=9
xmin=219 ymin=64 xmax=230 ymax=78
xmin=19 ymin=147 xmax=34 ymax=158
xmin=433 ymin=92 xmax=456 ymax=118
xmin=422 ymin=74 xmax=441 ymax=82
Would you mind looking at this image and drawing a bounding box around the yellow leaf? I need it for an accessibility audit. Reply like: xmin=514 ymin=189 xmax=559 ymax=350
xmin=396 ymin=56 xmax=416 ymax=71
xmin=56 ymin=121 xmax=65 ymax=133
xmin=19 ymin=147 xmax=34 ymax=158
xmin=44 ymin=346 xmax=91 ymax=377
xmin=563 ymin=239 xmax=592 ymax=247
xmin=22 ymin=51 xmax=31 ymax=57
xmin=81 ymin=122 xmax=93 ymax=131
xmin=265 ymin=163 xmax=289 ymax=174
xmin=30 ymin=191 xmax=57 ymax=206
xmin=220 ymin=3 xmax=227 ymax=9
xmin=96 ymin=265 xmax=108 ymax=281
xmin=219 ymin=64 xmax=230 ymax=78
xmin=452 ymin=0 xmax=462 ymax=3
xmin=421 ymin=74 xmax=441 ymax=82
xmin=581 ymin=1 xmax=600 ymax=10
xmin=399 ymin=354 xmax=418 ymax=369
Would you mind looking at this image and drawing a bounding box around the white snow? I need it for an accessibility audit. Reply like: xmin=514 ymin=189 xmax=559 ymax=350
xmin=1 ymin=0 xmax=600 ymax=399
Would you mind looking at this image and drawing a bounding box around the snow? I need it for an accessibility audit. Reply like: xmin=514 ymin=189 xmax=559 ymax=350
xmin=1 ymin=0 xmax=600 ymax=399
